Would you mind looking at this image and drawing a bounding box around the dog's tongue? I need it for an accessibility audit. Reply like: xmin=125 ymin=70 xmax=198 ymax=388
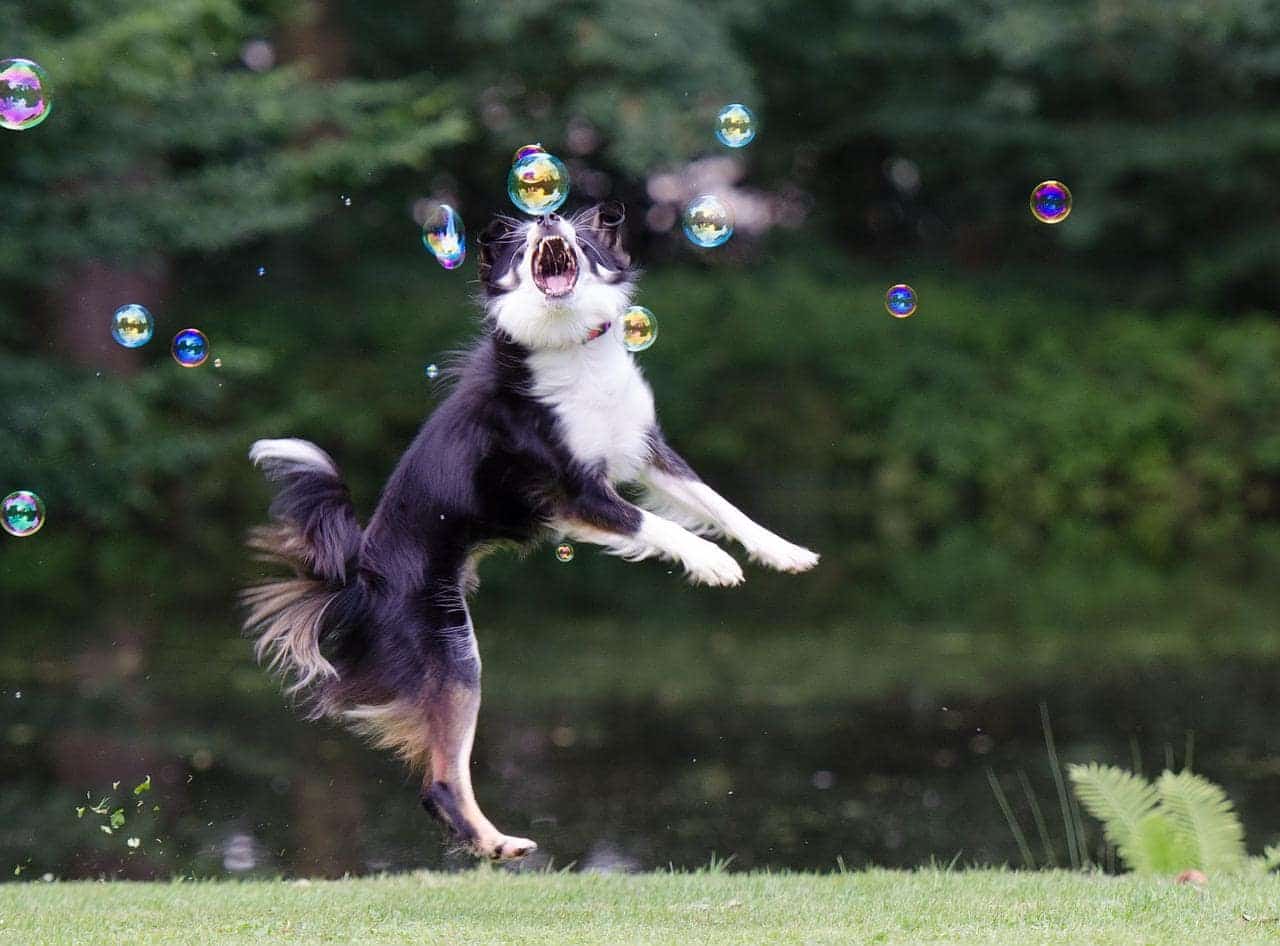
xmin=535 ymin=269 xmax=576 ymax=296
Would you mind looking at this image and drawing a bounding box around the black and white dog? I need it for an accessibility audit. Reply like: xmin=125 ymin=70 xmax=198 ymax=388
xmin=243 ymin=202 xmax=818 ymax=860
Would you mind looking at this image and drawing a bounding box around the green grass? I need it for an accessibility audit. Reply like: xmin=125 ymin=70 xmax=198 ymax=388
xmin=4 ymin=870 xmax=1280 ymax=945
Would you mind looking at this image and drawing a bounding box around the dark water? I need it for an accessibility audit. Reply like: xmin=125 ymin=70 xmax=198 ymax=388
xmin=4 ymin=613 xmax=1279 ymax=879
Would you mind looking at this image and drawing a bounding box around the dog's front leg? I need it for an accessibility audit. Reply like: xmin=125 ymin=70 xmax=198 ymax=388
xmin=552 ymin=479 xmax=743 ymax=587
xmin=640 ymin=432 xmax=819 ymax=574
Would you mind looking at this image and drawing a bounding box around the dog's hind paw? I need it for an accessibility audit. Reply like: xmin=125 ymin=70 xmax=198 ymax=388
xmin=748 ymin=535 xmax=820 ymax=574
xmin=478 ymin=835 xmax=538 ymax=861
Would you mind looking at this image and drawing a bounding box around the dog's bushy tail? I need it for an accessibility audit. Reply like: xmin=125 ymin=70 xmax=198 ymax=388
xmin=242 ymin=438 xmax=363 ymax=695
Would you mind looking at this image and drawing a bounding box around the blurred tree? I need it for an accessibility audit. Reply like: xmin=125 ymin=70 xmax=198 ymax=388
xmin=2 ymin=0 xmax=469 ymax=363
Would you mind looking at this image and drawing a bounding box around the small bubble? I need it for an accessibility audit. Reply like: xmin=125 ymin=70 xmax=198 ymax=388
xmin=256 ymin=266 xmax=266 ymax=277
xmin=0 ymin=59 xmax=52 ymax=131
xmin=110 ymin=304 xmax=154 ymax=348
xmin=555 ymin=542 xmax=575 ymax=563
xmin=885 ymin=283 xmax=917 ymax=319
xmin=422 ymin=204 xmax=466 ymax=270
xmin=715 ymin=103 xmax=756 ymax=148
xmin=682 ymin=195 xmax=734 ymax=248
xmin=171 ymin=329 xmax=209 ymax=368
xmin=213 ymin=357 xmax=222 ymax=368
xmin=622 ymin=306 xmax=658 ymax=352
xmin=1030 ymin=180 xmax=1072 ymax=224
xmin=424 ymin=363 xmax=439 ymax=380
xmin=512 ymin=142 xmax=545 ymax=163
xmin=508 ymin=150 xmax=570 ymax=215
xmin=341 ymin=195 xmax=352 ymax=207
xmin=2 ymin=491 xmax=45 ymax=538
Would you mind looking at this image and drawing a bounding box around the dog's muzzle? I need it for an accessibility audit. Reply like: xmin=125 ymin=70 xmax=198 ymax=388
xmin=532 ymin=235 xmax=578 ymax=298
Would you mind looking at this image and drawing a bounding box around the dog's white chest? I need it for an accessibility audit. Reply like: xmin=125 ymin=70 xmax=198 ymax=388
xmin=527 ymin=340 xmax=655 ymax=481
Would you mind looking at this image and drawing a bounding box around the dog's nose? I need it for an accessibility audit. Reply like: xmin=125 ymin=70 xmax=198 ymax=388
xmin=540 ymin=213 xmax=561 ymax=226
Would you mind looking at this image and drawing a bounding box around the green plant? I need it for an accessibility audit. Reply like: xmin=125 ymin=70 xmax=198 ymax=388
xmin=1068 ymin=763 xmax=1246 ymax=875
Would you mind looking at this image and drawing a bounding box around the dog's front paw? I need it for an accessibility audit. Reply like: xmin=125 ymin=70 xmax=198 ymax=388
xmin=682 ymin=538 xmax=745 ymax=588
xmin=748 ymin=534 xmax=820 ymax=573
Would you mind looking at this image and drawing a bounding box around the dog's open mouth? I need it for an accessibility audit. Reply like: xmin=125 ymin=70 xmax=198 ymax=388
xmin=532 ymin=236 xmax=578 ymax=297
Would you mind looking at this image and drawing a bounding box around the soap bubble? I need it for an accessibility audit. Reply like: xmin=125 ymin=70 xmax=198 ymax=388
xmin=1030 ymin=180 xmax=1072 ymax=224
xmin=213 ymin=357 xmax=223 ymax=368
xmin=425 ymin=363 xmax=439 ymax=380
xmin=341 ymin=195 xmax=352 ymax=207
xmin=171 ymin=328 xmax=209 ymax=367
xmin=422 ymin=204 xmax=466 ymax=270
xmin=715 ymin=104 xmax=755 ymax=148
xmin=508 ymin=150 xmax=570 ymax=215
xmin=256 ymin=266 xmax=266 ymax=277
xmin=513 ymin=143 xmax=545 ymax=163
xmin=110 ymin=304 xmax=154 ymax=349
xmin=885 ymin=284 xmax=917 ymax=319
xmin=2 ymin=490 xmax=45 ymax=538
xmin=622 ymin=306 xmax=658 ymax=352
xmin=0 ymin=59 xmax=52 ymax=131
xmin=682 ymin=195 xmax=734 ymax=248
xmin=555 ymin=542 xmax=575 ymax=563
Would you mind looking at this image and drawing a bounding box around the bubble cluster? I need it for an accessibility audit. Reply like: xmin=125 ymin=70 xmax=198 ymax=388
xmin=555 ymin=542 xmax=575 ymax=563
xmin=110 ymin=304 xmax=154 ymax=349
xmin=171 ymin=328 xmax=210 ymax=367
xmin=2 ymin=490 xmax=45 ymax=538
xmin=622 ymin=306 xmax=658 ymax=352
xmin=885 ymin=284 xmax=918 ymax=319
xmin=513 ymin=143 xmax=545 ymax=163
xmin=425 ymin=363 xmax=439 ymax=380
xmin=0 ymin=59 xmax=52 ymax=131
xmin=508 ymin=149 xmax=570 ymax=215
xmin=1030 ymin=180 xmax=1072 ymax=224
xmin=715 ymin=103 xmax=756 ymax=148
xmin=682 ymin=195 xmax=734 ymax=248
xmin=422 ymin=204 xmax=466 ymax=270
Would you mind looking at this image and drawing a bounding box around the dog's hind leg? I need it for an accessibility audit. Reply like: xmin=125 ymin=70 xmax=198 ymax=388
xmin=418 ymin=640 xmax=537 ymax=861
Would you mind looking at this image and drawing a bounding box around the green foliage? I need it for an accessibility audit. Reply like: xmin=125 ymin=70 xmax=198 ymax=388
xmin=2 ymin=0 xmax=468 ymax=282
xmin=1068 ymin=763 xmax=1247 ymax=874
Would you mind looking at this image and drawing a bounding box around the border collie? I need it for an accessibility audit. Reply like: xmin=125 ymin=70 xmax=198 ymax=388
xmin=243 ymin=202 xmax=819 ymax=860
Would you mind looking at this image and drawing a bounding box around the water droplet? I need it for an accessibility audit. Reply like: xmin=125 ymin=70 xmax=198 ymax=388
xmin=0 ymin=59 xmax=52 ymax=131
xmin=110 ymin=304 xmax=154 ymax=349
xmin=424 ymin=363 xmax=439 ymax=380
xmin=682 ymin=195 xmax=734 ymax=248
xmin=1030 ymin=180 xmax=1072 ymax=224
xmin=171 ymin=329 xmax=210 ymax=368
xmin=885 ymin=284 xmax=917 ymax=319
xmin=422 ymin=204 xmax=466 ymax=270
xmin=715 ymin=103 xmax=756 ymax=148
xmin=622 ymin=306 xmax=658 ymax=352
xmin=2 ymin=490 xmax=45 ymax=538
xmin=555 ymin=542 xmax=575 ymax=563
xmin=508 ymin=150 xmax=570 ymax=215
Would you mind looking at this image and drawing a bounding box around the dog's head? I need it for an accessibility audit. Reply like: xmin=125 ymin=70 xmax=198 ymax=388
xmin=477 ymin=202 xmax=635 ymax=350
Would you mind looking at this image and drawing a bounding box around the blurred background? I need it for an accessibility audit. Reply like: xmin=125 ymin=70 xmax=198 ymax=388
xmin=3 ymin=0 xmax=1280 ymax=879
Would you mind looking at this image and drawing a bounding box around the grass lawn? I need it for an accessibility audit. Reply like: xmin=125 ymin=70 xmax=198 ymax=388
xmin=4 ymin=869 xmax=1280 ymax=945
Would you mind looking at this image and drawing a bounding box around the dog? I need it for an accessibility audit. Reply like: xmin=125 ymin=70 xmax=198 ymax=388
xmin=243 ymin=202 xmax=819 ymax=861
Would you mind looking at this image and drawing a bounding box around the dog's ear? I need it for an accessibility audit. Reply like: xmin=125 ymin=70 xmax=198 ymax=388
xmin=584 ymin=200 xmax=629 ymax=267
xmin=476 ymin=217 xmax=519 ymax=284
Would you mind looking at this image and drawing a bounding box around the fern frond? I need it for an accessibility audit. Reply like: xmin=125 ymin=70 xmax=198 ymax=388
xmin=1068 ymin=763 xmax=1160 ymax=871
xmin=1157 ymin=770 xmax=1246 ymax=873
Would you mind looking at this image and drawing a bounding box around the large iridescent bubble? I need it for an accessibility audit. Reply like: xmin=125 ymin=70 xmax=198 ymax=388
xmin=1030 ymin=180 xmax=1072 ymax=224
xmin=2 ymin=490 xmax=45 ymax=537
xmin=0 ymin=59 xmax=52 ymax=131
xmin=171 ymin=328 xmax=210 ymax=367
xmin=715 ymin=104 xmax=756 ymax=148
xmin=682 ymin=195 xmax=734 ymax=248
xmin=422 ymin=204 xmax=466 ymax=270
xmin=508 ymin=150 xmax=570 ymax=216
xmin=110 ymin=304 xmax=155 ymax=348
